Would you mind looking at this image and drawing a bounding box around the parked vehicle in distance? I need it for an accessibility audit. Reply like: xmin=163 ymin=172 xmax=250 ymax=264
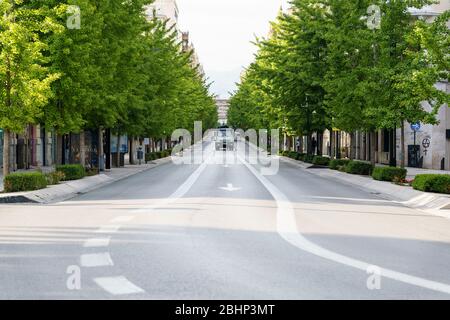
xmin=215 ymin=128 xmax=235 ymax=151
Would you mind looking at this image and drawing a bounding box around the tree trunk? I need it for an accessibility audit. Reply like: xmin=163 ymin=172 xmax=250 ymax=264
xmin=400 ymin=122 xmax=405 ymax=168
xmin=98 ymin=128 xmax=104 ymax=171
xmin=79 ymin=130 xmax=85 ymax=167
xmin=129 ymin=137 xmax=134 ymax=165
xmin=116 ymin=131 xmax=121 ymax=168
xmin=336 ymin=131 xmax=341 ymax=159
xmin=317 ymin=132 xmax=323 ymax=156
xmin=3 ymin=129 xmax=10 ymax=177
xmin=370 ymin=131 xmax=376 ymax=166
xmin=330 ymin=130 xmax=335 ymax=159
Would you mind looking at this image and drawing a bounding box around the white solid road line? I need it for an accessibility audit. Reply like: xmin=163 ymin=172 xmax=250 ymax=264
xmin=94 ymin=276 xmax=145 ymax=295
xmin=95 ymin=225 xmax=121 ymax=234
xmin=238 ymin=154 xmax=450 ymax=295
xmin=88 ymin=147 xmax=214 ymax=296
xmin=80 ymin=253 xmax=114 ymax=267
xmin=83 ymin=238 xmax=111 ymax=248
xmin=133 ymin=147 xmax=214 ymax=213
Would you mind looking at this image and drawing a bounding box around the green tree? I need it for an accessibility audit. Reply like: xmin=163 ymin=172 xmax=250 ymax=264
xmin=0 ymin=0 xmax=61 ymax=176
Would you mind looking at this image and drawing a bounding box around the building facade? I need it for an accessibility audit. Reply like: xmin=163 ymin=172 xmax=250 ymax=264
xmin=145 ymin=0 xmax=179 ymax=27
xmin=216 ymin=99 xmax=230 ymax=126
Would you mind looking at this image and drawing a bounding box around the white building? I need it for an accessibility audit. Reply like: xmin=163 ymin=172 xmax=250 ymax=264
xmin=145 ymin=0 xmax=179 ymax=27
xmin=398 ymin=1 xmax=450 ymax=170
xmin=216 ymin=99 xmax=230 ymax=126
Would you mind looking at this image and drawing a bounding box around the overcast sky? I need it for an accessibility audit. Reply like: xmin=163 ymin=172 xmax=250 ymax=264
xmin=177 ymin=0 xmax=289 ymax=98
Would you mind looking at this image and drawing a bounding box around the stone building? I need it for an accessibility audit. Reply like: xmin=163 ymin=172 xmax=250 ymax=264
xmin=216 ymin=99 xmax=230 ymax=126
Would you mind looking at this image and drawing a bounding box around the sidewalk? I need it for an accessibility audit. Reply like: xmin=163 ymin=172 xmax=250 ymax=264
xmin=281 ymin=156 xmax=450 ymax=219
xmin=0 ymin=158 xmax=172 ymax=204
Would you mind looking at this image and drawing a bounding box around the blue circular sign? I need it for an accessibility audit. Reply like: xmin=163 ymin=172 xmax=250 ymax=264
xmin=410 ymin=122 xmax=421 ymax=132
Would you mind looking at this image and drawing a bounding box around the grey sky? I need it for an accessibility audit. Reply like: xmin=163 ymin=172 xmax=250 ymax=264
xmin=177 ymin=0 xmax=289 ymax=98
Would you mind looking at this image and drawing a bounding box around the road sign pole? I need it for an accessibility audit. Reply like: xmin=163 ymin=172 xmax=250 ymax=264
xmin=414 ymin=131 xmax=417 ymax=167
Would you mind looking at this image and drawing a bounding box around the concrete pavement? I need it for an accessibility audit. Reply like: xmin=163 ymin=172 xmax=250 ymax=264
xmin=0 ymin=141 xmax=450 ymax=299
xmin=0 ymin=158 xmax=172 ymax=204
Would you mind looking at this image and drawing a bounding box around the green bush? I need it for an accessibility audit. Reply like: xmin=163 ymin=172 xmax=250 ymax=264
xmin=412 ymin=174 xmax=450 ymax=194
xmin=4 ymin=172 xmax=48 ymax=192
xmin=312 ymin=156 xmax=330 ymax=166
xmin=45 ymin=171 xmax=65 ymax=185
xmin=287 ymin=151 xmax=299 ymax=160
xmin=329 ymin=159 xmax=351 ymax=170
xmin=345 ymin=161 xmax=374 ymax=175
xmin=56 ymin=164 xmax=86 ymax=181
xmin=145 ymin=153 xmax=155 ymax=162
xmin=372 ymin=167 xmax=407 ymax=182
xmin=304 ymin=154 xmax=314 ymax=163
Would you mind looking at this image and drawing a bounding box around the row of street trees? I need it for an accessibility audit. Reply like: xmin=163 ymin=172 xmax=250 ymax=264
xmin=0 ymin=0 xmax=218 ymax=176
xmin=228 ymin=0 xmax=449 ymax=166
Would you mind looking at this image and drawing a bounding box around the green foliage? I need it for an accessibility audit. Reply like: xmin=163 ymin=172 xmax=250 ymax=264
xmin=4 ymin=172 xmax=48 ymax=192
xmin=56 ymin=164 xmax=85 ymax=181
xmin=329 ymin=159 xmax=351 ymax=170
xmin=312 ymin=156 xmax=330 ymax=167
xmin=145 ymin=149 xmax=172 ymax=162
xmin=45 ymin=171 xmax=65 ymax=185
xmin=299 ymin=154 xmax=315 ymax=163
xmin=345 ymin=161 xmax=374 ymax=175
xmin=1 ymin=0 xmax=217 ymax=169
xmin=413 ymin=174 xmax=450 ymax=194
xmin=372 ymin=167 xmax=407 ymax=182
xmin=229 ymin=0 xmax=448 ymax=153
xmin=0 ymin=1 xmax=60 ymax=133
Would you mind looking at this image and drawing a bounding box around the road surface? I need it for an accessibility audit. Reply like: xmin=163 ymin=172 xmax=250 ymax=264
xmin=1 ymin=141 xmax=450 ymax=299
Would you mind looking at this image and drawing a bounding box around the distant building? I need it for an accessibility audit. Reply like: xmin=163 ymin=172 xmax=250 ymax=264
xmin=182 ymin=32 xmax=205 ymax=78
xmin=145 ymin=0 xmax=179 ymax=27
xmin=216 ymin=99 xmax=230 ymax=126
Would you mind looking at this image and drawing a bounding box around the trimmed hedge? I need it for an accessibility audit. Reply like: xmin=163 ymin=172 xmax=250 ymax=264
xmin=288 ymin=151 xmax=300 ymax=160
xmin=4 ymin=172 xmax=48 ymax=192
xmin=145 ymin=149 xmax=173 ymax=162
xmin=304 ymin=154 xmax=315 ymax=163
xmin=345 ymin=160 xmax=374 ymax=175
xmin=413 ymin=174 xmax=450 ymax=194
xmin=45 ymin=171 xmax=65 ymax=185
xmin=372 ymin=167 xmax=407 ymax=182
xmin=329 ymin=159 xmax=351 ymax=170
xmin=56 ymin=164 xmax=86 ymax=181
xmin=312 ymin=156 xmax=330 ymax=166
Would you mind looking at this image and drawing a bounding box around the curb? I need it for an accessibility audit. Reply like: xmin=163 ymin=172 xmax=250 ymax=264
xmin=0 ymin=157 xmax=172 ymax=204
xmin=280 ymin=156 xmax=450 ymax=219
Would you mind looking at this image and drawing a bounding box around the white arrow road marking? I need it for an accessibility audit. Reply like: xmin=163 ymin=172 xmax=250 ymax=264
xmin=80 ymin=253 xmax=114 ymax=267
xmin=83 ymin=238 xmax=111 ymax=248
xmin=94 ymin=276 xmax=145 ymax=295
xmin=238 ymin=154 xmax=450 ymax=295
xmin=220 ymin=183 xmax=242 ymax=192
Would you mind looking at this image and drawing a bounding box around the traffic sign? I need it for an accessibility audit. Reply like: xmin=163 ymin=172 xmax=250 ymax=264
xmin=410 ymin=122 xmax=421 ymax=132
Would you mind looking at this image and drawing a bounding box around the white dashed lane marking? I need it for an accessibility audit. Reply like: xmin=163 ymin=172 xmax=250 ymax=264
xmin=83 ymin=238 xmax=111 ymax=248
xmin=80 ymin=253 xmax=114 ymax=267
xmin=94 ymin=276 xmax=145 ymax=295
xmin=95 ymin=225 xmax=121 ymax=234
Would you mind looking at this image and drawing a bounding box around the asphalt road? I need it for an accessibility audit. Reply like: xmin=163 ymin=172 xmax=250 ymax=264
xmin=1 ymin=140 xmax=450 ymax=299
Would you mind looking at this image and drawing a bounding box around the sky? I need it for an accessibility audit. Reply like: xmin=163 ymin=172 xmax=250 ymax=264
xmin=177 ymin=0 xmax=290 ymax=99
